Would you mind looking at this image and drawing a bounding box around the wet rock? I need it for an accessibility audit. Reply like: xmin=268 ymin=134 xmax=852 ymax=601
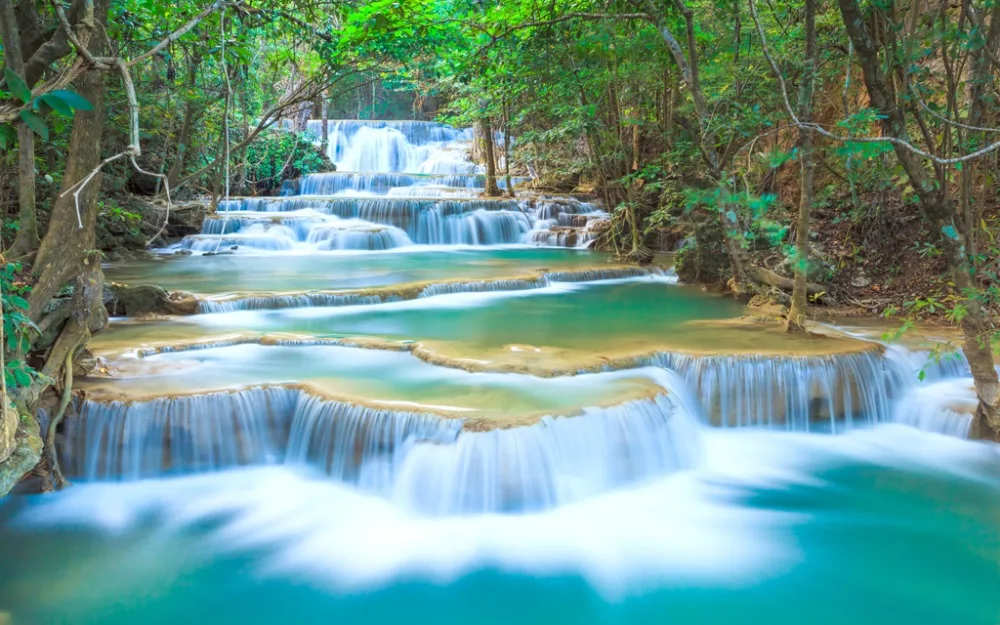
xmin=73 ymin=349 xmax=99 ymax=378
xmin=104 ymin=283 xmax=199 ymax=317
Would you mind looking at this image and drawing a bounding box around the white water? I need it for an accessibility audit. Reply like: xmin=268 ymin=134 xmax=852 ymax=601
xmin=175 ymin=120 xmax=605 ymax=252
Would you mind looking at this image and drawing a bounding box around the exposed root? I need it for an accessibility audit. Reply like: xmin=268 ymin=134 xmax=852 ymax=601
xmin=44 ymin=350 xmax=74 ymax=491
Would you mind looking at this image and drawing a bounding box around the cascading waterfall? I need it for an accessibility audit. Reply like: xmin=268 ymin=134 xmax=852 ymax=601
xmin=61 ymin=384 xmax=699 ymax=513
xmin=647 ymin=350 xmax=892 ymax=430
xmin=169 ymin=120 xmax=608 ymax=251
xmin=393 ymin=394 xmax=700 ymax=514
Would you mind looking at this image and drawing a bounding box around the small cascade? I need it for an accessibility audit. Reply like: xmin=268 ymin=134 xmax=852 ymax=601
xmin=300 ymin=173 xmax=421 ymax=195
xmin=648 ymin=350 xmax=893 ymax=430
xmin=306 ymin=218 xmax=413 ymax=250
xmin=198 ymin=293 xmax=395 ymax=313
xmin=285 ymin=394 xmax=462 ymax=490
xmin=891 ymin=379 xmax=975 ymax=437
xmin=418 ymin=279 xmax=542 ymax=298
xmin=393 ymin=394 xmax=700 ymax=514
xmin=62 ymin=388 xmax=298 ymax=480
xmin=60 ymin=385 xmax=698 ymax=513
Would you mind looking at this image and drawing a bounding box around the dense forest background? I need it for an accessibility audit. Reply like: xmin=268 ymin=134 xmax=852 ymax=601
xmin=2 ymin=0 xmax=1000 ymax=489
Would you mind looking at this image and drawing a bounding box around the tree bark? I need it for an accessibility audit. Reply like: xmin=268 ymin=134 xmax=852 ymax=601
xmin=502 ymin=98 xmax=514 ymax=197
xmin=28 ymin=0 xmax=110 ymax=324
xmin=481 ymin=118 xmax=501 ymax=197
xmin=786 ymin=0 xmax=816 ymax=333
xmin=1 ymin=0 xmax=39 ymax=258
xmin=838 ymin=0 xmax=1000 ymax=438
xmin=320 ymin=88 xmax=330 ymax=158
xmin=166 ymin=54 xmax=201 ymax=190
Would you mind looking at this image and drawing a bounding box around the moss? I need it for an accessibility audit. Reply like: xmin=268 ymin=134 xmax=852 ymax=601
xmin=0 ymin=409 xmax=43 ymax=497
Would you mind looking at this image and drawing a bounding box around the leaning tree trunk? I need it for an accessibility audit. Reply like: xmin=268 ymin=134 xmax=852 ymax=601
xmin=0 ymin=0 xmax=39 ymax=258
xmin=481 ymin=118 xmax=501 ymax=197
xmin=786 ymin=0 xmax=817 ymax=333
xmin=838 ymin=0 xmax=1000 ymax=439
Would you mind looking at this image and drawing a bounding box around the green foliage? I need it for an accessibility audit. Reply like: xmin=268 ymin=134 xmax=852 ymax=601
xmin=242 ymin=129 xmax=329 ymax=191
xmin=1 ymin=263 xmax=38 ymax=392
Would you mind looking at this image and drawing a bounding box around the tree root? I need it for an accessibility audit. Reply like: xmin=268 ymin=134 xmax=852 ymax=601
xmin=44 ymin=350 xmax=74 ymax=491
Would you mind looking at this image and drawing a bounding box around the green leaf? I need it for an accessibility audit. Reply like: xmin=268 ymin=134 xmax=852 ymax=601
xmin=4 ymin=68 xmax=32 ymax=103
xmin=40 ymin=93 xmax=74 ymax=117
xmin=0 ymin=123 xmax=15 ymax=150
xmin=12 ymin=367 xmax=31 ymax=387
xmin=47 ymin=89 xmax=94 ymax=112
xmin=19 ymin=110 xmax=48 ymax=141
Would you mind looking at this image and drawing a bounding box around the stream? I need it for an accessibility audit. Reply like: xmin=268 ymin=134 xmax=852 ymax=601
xmin=1 ymin=120 xmax=998 ymax=624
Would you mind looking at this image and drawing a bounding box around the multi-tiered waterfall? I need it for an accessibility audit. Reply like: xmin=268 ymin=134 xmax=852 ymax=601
xmin=177 ymin=120 xmax=602 ymax=252
xmin=2 ymin=119 xmax=995 ymax=625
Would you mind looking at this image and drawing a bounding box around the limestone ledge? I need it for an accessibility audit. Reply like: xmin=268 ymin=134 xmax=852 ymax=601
xmin=76 ymin=381 xmax=668 ymax=432
xmin=106 ymin=264 xmax=658 ymax=316
xmin=86 ymin=317 xmax=888 ymax=378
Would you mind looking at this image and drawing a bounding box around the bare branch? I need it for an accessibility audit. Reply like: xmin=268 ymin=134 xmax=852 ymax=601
xmin=747 ymin=0 xmax=1000 ymax=165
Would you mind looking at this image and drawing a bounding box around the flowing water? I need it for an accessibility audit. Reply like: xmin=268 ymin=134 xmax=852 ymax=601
xmin=3 ymin=120 xmax=999 ymax=624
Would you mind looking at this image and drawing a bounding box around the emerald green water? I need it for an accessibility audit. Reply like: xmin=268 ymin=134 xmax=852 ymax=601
xmin=91 ymin=280 xmax=746 ymax=359
xmin=105 ymin=248 xmax=618 ymax=294
xmin=79 ymin=343 xmax=661 ymax=417
xmin=1 ymin=427 xmax=998 ymax=624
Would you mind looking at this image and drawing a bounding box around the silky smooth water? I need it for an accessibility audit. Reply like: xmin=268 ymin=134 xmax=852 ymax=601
xmin=90 ymin=279 xmax=746 ymax=357
xmin=79 ymin=343 xmax=663 ymax=416
xmin=105 ymin=248 xmax=619 ymax=294
xmin=5 ymin=119 xmax=997 ymax=625
xmin=1 ymin=426 xmax=998 ymax=625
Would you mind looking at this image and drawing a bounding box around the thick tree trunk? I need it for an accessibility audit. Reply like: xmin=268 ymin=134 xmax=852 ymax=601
xmin=28 ymin=0 xmax=109 ymax=324
xmin=838 ymin=0 xmax=1000 ymax=438
xmin=786 ymin=0 xmax=816 ymax=333
xmin=481 ymin=118 xmax=501 ymax=197
xmin=1 ymin=0 xmax=39 ymax=258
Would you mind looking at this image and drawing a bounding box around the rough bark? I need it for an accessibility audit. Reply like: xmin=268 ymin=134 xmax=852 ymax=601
xmin=1 ymin=0 xmax=39 ymax=258
xmin=838 ymin=0 xmax=1000 ymax=437
xmin=28 ymin=0 xmax=109 ymax=323
xmin=786 ymin=0 xmax=816 ymax=333
xmin=481 ymin=118 xmax=501 ymax=197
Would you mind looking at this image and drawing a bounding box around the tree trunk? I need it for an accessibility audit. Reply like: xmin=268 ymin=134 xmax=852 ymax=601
xmin=1 ymin=0 xmax=39 ymax=258
xmin=29 ymin=0 xmax=110 ymax=323
xmin=481 ymin=118 xmax=501 ymax=197
xmin=838 ymin=0 xmax=1000 ymax=438
xmin=166 ymin=55 xmax=201 ymax=191
xmin=502 ymin=98 xmax=514 ymax=197
xmin=786 ymin=0 xmax=816 ymax=333
xmin=320 ymin=89 xmax=330 ymax=158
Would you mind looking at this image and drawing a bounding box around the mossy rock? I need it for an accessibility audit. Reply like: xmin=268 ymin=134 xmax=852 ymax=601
xmin=104 ymin=283 xmax=199 ymax=317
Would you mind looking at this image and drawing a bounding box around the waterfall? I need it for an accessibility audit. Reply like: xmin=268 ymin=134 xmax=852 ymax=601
xmin=171 ymin=121 xmax=605 ymax=251
xmin=62 ymin=388 xmax=299 ymax=480
xmin=393 ymin=394 xmax=700 ymax=514
xmin=60 ymin=385 xmax=699 ymax=513
xmin=198 ymin=293 xmax=396 ymax=314
xmin=647 ymin=350 xmax=893 ymax=430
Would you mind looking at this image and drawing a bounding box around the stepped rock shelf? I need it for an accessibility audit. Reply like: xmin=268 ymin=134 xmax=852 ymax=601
xmin=66 ymin=119 xmax=976 ymax=505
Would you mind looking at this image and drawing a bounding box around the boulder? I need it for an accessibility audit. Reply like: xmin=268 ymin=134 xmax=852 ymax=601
xmin=104 ymin=283 xmax=199 ymax=317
